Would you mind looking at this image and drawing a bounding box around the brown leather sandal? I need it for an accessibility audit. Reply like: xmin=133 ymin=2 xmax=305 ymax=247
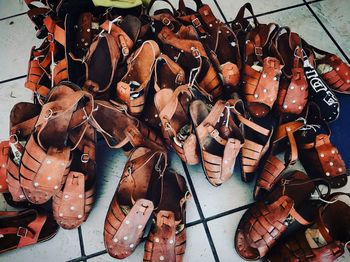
xmin=235 ymin=171 xmax=325 ymax=260
xmin=144 ymin=169 xmax=191 ymax=262
xmin=254 ymin=119 xmax=305 ymax=199
xmin=243 ymin=23 xmax=282 ymax=117
xmin=0 ymin=141 xmax=9 ymax=194
xmin=104 ymin=146 xmax=167 ymax=259
xmin=266 ymin=193 xmax=350 ymax=261
xmin=157 ymin=26 xmax=223 ymax=101
xmin=297 ymin=103 xmax=347 ymax=188
xmin=115 ymin=40 xmax=161 ymax=116
xmin=155 ymin=84 xmax=199 ymax=165
xmin=19 ymin=84 xmax=94 ymax=204
xmin=52 ymin=125 xmax=96 ymax=229
xmin=143 ymin=54 xmax=186 ymax=130
xmin=190 ymin=99 xmax=244 ymax=186
xmin=0 ymin=209 xmax=59 ymax=254
xmin=270 ymin=27 xmax=308 ymax=115
xmin=5 ymin=102 xmax=42 ymax=207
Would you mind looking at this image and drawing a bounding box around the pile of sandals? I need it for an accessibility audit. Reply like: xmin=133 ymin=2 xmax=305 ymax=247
xmin=0 ymin=0 xmax=349 ymax=261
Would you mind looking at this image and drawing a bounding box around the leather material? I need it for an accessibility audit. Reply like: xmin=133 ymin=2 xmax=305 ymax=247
xmin=221 ymin=62 xmax=240 ymax=87
xmin=243 ymin=57 xmax=283 ymax=117
xmin=190 ymin=99 xmax=244 ymax=186
xmin=75 ymin=12 xmax=99 ymax=52
xmin=0 ymin=141 xmax=9 ymax=193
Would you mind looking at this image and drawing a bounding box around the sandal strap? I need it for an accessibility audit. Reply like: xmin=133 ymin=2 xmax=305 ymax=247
xmin=0 ymin=141 xmax=9 ymax=193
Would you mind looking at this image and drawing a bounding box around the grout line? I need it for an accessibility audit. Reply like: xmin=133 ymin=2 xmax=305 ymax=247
xmin=204 ymin=203 xmax=253 ymax=223
xmin=185 ymin=219 xmax=202 ymax=228
xmin=226 ymin=0 xmax=325 ymax=24
xmin=78 ymin=227 xmax=86 ymax=257
xmin=303 ymin=0 xmax=350 ymax=64
xmin=0 ymin=12 xmax=27 ymax=22
xmin=212 ymin=0 xmax=228 ymax=23
xmin=0 ymin=75 xmax=26 ymax=85
xmin=181 ymin=162 xmax=219 ymax=262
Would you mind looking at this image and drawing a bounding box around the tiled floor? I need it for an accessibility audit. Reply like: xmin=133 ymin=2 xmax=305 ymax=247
xmin=0 ymin=0 xmax=349 ymax=261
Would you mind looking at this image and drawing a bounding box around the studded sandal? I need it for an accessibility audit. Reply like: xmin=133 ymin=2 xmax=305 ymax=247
xmin=155 ymin=84 xmax=200 ymax=165
xmin=115 ymin=40 xmax=161 ymax=116
xmin=19 ymin=83 xmax=94 ymax=204
xmin=297 ymin=103 xmax=347 ymax=188
xmin=243 ymin=23 xmax=282 ymax=117
xmin=0 ymin=209 xmax=59 ymax=254
xmin=254 ymin=119 xmax=305 ymax=200
xmin=270 ymin=27 xmax=308 ymax=115
xmin=104 ymin=146 xmax=167 ymax=259
xmin=266 ymin=193 xmax=350 ymax=262
xmin=144 ymin=169 xmax=191 ymax=262
xmin=235 ymin=170 xmax=326 ymax=260
xmin=190 ymin=99 xmax=244 ymax=186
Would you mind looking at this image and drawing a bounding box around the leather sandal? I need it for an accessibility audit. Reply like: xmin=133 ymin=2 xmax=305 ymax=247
xmin=190 ymin=99 xmax=244 ymax=186
xmin=243 ymin=23 xmax=282 ymax=117
xmin=157 ymin=26 xmax=223 ymax=101
xmin=235 ymin=170 xmax=327 ymax=260
xmin=266 ymin=192 xmax=350 ymax=261
xmin=0 ymin=141 xmax=9 ymax=194
xmin=254 ymin=119 xmax=305 ymax=199
xmin=143 ymin=54 xmax=186 ymax=130
xmin=90 ymin=100 xmax=164 ymax=151
xmin=144 ymin=169 xmax=191 ymax=262
xmin=0 ymin=208 xmax=59 ymax=254
xmin=5 ymin=102 xmax=42 ymax=207
xmin=270 ymin=27 xmax=308 ymax=115
xmin=104 ymin=146 xmax=167 ymax=259
xmin=155 ymin=84 xmax=200 ymax=165
xmin=19 ymin=83 xmax=94 ymax=204
xmin=52 ymin=124 xmax=96 ymax=229
xmin=297 ymin=103 xmax=347 ymax=188
xmin=115 ymin=40 xmax=161 ymax=116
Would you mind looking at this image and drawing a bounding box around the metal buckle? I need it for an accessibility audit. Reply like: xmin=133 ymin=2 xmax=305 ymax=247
xmin=233 ymin=22 xmax=243 ymax=31
xmin=162 ymin=17 xmax=174 ymax=31
xmin=121 ymin=46 xmax=129 ymax=57
xmin=81 ymin=153 xmax=89 ymax=163
xmin=47 ymin=32 xmax=54 ymax=43
xmin=191 ymin=47 xmax=201 ymax=58
xmin=175 ymin=73 xmax=184 ymax=85
xmin=294 ymin=46 xmax=302 ymax=59
xmin=17 ymin=227 xmax=28 ymax=238
xmin=192 ymin=17 xmax=201 ymax=28
xmin=255 ymin=46 xmax=263 ymax=56
xmin=210 ymin=129 xmax=219 ymax=138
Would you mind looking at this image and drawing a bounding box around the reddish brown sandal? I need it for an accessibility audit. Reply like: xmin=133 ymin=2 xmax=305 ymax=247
xmin=144 ymin=169 xmax=191 ymax=262
xmin=0 ymin=141 xmax=9 ymax=194
xmin=190 ymin=99 xmax=244 ymax=186
xmin=235 ymin=171 xmax=325 ymax=260
xmin=0 ymin=209 xmax=59 ymax=254
xmin=266 ymin=193 xmax=350 ymax=262
xmin=104 ymin=146 xmax=167 ymax=259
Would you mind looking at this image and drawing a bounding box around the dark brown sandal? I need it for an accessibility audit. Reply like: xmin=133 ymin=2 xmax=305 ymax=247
xmin=0 ymin=209 xmax=59 ymax=254
xmin=155 ymin=84 xmax=200 ymax=165
xmin=243 ymin=23 xmax=282 ymax=117
xmin=144 ymin=169 xmax=191 ymax=262
xmin=254 ymin=119 xmax=305 ymax=199
xmin=235 ymin=171 xmax=326 ymax=260
xmin=104 ymin=146 xmax=167 ymax=259
xmin=190 ymin=99 xmax=244 ymax=186
xmin=266 ymin=193 xmax=350 ymax=262
xmin=52 ymin=125 xmax=97 ymax=229
xmin=297 ymin=103 xmax=347 ymax=188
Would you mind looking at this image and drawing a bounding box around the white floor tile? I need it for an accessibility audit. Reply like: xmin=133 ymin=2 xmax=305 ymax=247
xmin=309 ymin=0 xmax=350 ymax=58
xmin=215 ymin=0 xmax=303 ymax=22
xmin=0 ymin=15 xmax=41 ymax=81
xmin=186 ymin=163 xmax=255 ymax=218
xmin=0 ymin=79 xmax=33 ymax=140
xmin=0 ymin=0 xmax=28 ymax=18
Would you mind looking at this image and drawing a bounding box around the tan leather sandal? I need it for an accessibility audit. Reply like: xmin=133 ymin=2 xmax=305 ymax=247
xmin=254 ymin=120 xmax=305 ymax=199
xmin=0 ymin=209 xmax=59 ymax=254
xmin=52 ymin=124 xmax=96 ymax=229
xmin=235 ymin=171 xmax=326 ymax=260
xmin=243 ymin=23 xmax=282 ymax=117
xmin=115 ymin=40 xmax=161 ymax=116
xmin=270 ymin=27 xmax=308 ymax=115
xmin=143 ymin=54 xmax=186 ymax=130
xmin=19 ymin=83 xmax=94 ymax=204
xmin=104 ymin=146 xmax=167 ymax=259
xmin=190 ymin=99 xmax=244 ymax=186
xmin=144 ymin=169 xmax=191 ymax=262
xmin=155 ymin=84 xmax=200 ymax=165
xmin=267 ymin=193 xmax=350 ymax=262
xmin=297 ymin=103 xmax=347 ymax=188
